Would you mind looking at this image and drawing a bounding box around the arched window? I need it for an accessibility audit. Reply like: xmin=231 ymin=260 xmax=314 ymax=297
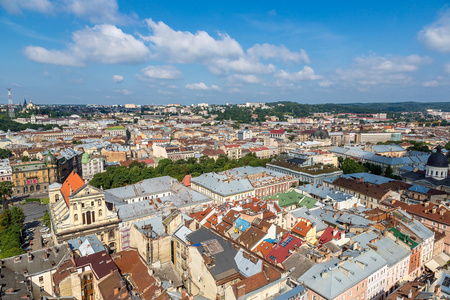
xmin=99 ymin=209 xmax=102 ymax=217
xmin=86 ymin=211 xmax=91 ymax=225
xmin=82 ymin=213 xmax=86 ymax=224
xmin=36 ymin=185 xmax=40 ymax=191
xmin=74 ymin=214 xmax=78 ymax=221
xmin=73 ymin=203 xmax=77 ymax=210
xmin=30 ymin=186 xmax=34 ymax=192
xmin=55 ymin=194 xmax=59 ymax=201
xmin=92 ymin=212 xmax=95 ymax=223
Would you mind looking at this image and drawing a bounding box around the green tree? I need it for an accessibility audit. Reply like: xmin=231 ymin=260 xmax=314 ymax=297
xmin=0 ymin=181 xmax=14 ymax=210
xmin=288 ymin=135 xmax=295 ymax=141
xmin=10 ymin=206 xmax=25 ymax=225
xmin=444 ymin=141 xmax=450 ymax=151
xmin=341 ymin=158 xmax=368 ymax=174
xmin=384 ymin=165 xmax=394 ymax=178
xmin=42 ymin=211 xmax=51 ymax=230
xmin=21 ymin=156 xmax=30 ymax=162
xmin=0 ymin=149 xmax=12 ymax=159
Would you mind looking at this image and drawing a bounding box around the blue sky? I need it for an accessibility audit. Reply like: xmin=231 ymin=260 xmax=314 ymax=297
xmin=1 ymin=0 xmax=450 ymax=105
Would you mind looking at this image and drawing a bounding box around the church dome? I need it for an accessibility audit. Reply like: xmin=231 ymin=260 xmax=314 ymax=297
xmin=312 ymin=128 xmax=329 ymax=139
xmin=81 ymin=152 xmax=91 ymax=164
xmin=44 ymin=151 xmax=57 ymax=165
xmin=427 ymin=146 xmax=449 ymax=168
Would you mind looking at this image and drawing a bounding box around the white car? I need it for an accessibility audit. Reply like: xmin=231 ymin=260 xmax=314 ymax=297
xmin=40 ymin=227 xmax=50 ymax=233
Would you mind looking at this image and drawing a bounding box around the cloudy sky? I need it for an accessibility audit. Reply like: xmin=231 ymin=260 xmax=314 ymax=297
xmin=1 ymin=0 xmax=450 ymax=105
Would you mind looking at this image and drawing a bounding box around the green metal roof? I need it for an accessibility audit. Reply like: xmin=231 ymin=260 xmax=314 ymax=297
xmin=388 ymin=227 xmax=418 ymax=249
xmin=299 ymin=196 xmax=318 ymax=209
xmin=264 ymin=190 xmax=305 ymax=208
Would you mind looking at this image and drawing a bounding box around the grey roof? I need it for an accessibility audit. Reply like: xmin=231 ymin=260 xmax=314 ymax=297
xmin=106 ymin=176 xmax=174 ymax=200
xmin=297 ymin=184 xmax=331 ymax=199
xmin=234 ymin=248 xmax=262 ymax=278
xmin=134 ymin=216 xmax=165 ymax=237
xmin=117 ymin=199 xmax=157 ymax=221
xmin=68 ymin=234 xmax=105 ymax=256
xmin=187 ymin=227 xmax=241 ymax=281
xmin=371 ymin=144 xmax=406 ymax=153
xmin=0 ymin=265 xmax=30 ymax=299
xmin=298 ymin=249 xmax=387 ymax=300
xmin=290 ymin=207 xmax=327 ymax=231
xmin=282 ymin=253 xmax=315 ymax=279
xmin=352 ymin=231 xmax=411 ymax=267
xmin=2 ymin=244 xmax=71 ymax=277
xmin=173 ymin=225 xmax=193 ymax=244
xmin=191 ymin=173 xmax=254 ymax=197
xmin=342 ymin=173 xmax=394 ymax=185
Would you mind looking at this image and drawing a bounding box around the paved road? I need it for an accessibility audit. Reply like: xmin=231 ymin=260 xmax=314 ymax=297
xmin=20 ymin=202 xmax=49 ymax=224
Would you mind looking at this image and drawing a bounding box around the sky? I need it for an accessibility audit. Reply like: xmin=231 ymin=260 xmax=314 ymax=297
xmin=1 ymin=1 xmax=450 ymax=105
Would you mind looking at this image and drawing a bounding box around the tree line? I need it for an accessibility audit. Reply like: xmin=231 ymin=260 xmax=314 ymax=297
xmin=89 ymin=153 xmax=275 ymax=189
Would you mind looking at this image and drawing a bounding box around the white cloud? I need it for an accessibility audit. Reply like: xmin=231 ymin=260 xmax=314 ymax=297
xmin=275 ymin=66 xmax=322 ymax=81
xmin=227 ymin=74 xmax=261 ymax=84
xmin=23 ymin=46 xmax=83 ymax=66
xmin=112 ymin=75 xmax=123 ymax=82
xmin=24 ymin=24 xmax=149 ymax=66
xmin=422 ymin=80 xmax=439 ymax=87
xmin=139 ymin=65 xmax=182 ymax=80
xmin=319 ymin=80 xmax=334 ymax=87
xmin=63 ymin=0 xmax=127 ymax=23
xmin=209 ymin=57 xmax=276 ymax=75
xmin=337 ymin=54 xmax=432 ymax=86
xmin=158 ymin=90 xmax=176 ymax=95
xmin=0 ymin=0 xmax=52 ymax=14
xmin=444 ymin=63 xmax=450 ymax=74
xmin=0 ymin=0 xmax=129 ymax=24
xmin=185 ymin=82 xmax=220 ymax=90
xmin=418 ymin=10 xmax=450 ymax=53
xmin=247 ymin=44 xmax=310 ymax=64
xmin=144 ymin=19 xmax=243 ymax=63
xmin=113 ymin=89 xmax=132 ymax=95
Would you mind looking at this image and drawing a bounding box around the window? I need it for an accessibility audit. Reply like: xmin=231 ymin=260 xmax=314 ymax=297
xmin=91 ymin=201 xmax=94 ymax=207
xmin=99 ymin=209 xmax=102 ymax=217
xmin=82 ymin=202 xmax=85 ymax=208
xmin=109 ymin=230 xmax=114 ymax=239
xmin=39 ymin=276 xmax=44 ymax=284
xmin=432 ymin=221 xmax=436 ymax=226
xmin=443 ymin=225 xmax=447 ymax=229
xmin=73 ymin=203 xmax=77 ymax=210
xmin=40 ymin=286 xmax=45 ymax=293
xmin=98 ymin=199 xmax=101 ymax=206
xmin=74 ymin=214 xmax=78 ymax=221
xmin=55 ymin=194 xmax=59 ymax=201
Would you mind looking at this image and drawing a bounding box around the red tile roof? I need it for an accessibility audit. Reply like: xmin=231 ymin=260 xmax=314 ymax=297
xmin=318 ymin=226 xmax=343 ymax=244
xmin=383 ymin=200 xmax=450 ymax=226
xmin=113 ymin=249 xmax=170 ymax=300
xmin=265 ymin=233 xmax=302 ymax=265
xmin=61 ymin=171 xmax=85 ymax=206
xmin=270 ymin=129 xmax=285 ymax=134
xmin=254 ymin=240 xmax=274 ymax=257
xmin=291 ymin=220 xmax=312 ymax=237
xmin=74 ymin=251 xmax=117 ymax=280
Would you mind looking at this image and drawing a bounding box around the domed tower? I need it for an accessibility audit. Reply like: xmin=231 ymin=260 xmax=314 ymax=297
xmin=425 ymin=145 xmax=449 ymax=180
xmin=312 ymin=127 xmax=330 ymax=140
xmin=44 ymin=150 xmax=57 ymax=166
xmin=81 ymin=152 xmax=91 ymax=164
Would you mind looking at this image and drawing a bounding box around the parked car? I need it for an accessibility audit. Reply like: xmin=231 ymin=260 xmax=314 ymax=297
xmin=40 ymin=227 xmax=50 ymax=233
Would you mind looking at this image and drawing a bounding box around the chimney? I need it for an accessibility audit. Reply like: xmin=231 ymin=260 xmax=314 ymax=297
xmin=28 ymin=253 xmax=33 ymax=262
xmin=435 ymin=285 xmax=441 ymax=296
xmin=44 ymin=252 xmax=49 ymax=260
xmin=237 ymin=285 xmax=246 ymax=298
